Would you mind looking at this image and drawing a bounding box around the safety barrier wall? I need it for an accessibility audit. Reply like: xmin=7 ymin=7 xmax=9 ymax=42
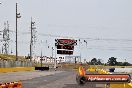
xmin=95 ymin=68 xmax=132 ymax=88
xmin=96 ymin=69 xmax=132 ymax=88
xmin=0 ymin=59 xmax=33 ymax=68
xmin=87 ymin=67 xmax=96 ymax=72
xmin=96 ymin=69 xmax=110 ymax=74
xmin=0 ymin=67 xmax=34 ymax=73
xmin=88 ymin=67 xmax=132 ymax=88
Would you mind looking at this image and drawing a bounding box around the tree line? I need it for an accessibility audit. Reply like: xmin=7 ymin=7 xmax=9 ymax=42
xmin=86 ymin=57 xmax=132 ymax=66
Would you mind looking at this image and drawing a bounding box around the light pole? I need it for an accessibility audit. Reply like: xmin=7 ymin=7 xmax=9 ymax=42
xmin=84 ymin=40 xmax=87 ymax=46
xmin=40 ymin=50 xmax=43 ymax=67
xmin=16 ymin=3 xmax=21 ymax=61
xmin=30 ymin=17 xmax=36 ymax=61
xmin=52 ymin=47 xmax=54 ymax=57
xmin=51 ymin=47 xmax=54 ymax=62
xmin=125 ymin=59 xmax=126 ymax=68
xmin=79 ymin=39 xmax=82 ymax=63
xmin=54 ymin=46 xmax=57 ymax=71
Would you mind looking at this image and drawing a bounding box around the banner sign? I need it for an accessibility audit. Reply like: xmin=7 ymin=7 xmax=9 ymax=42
xmin=55 ymin=39 xmax=77 ymax=46
xmin=56 ymin=45 xmax=74 ymax=50
xmin=57 ymin=50 xmax=73 ymax=55
xmin=85 ymin=74 xmax=131 ymax=83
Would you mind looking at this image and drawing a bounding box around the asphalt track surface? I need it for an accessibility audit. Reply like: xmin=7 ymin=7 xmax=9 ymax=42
xmin=22 ymin=71 xmax=106 ymax=88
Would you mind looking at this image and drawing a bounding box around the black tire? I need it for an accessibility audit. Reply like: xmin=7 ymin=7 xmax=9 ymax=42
xmin=76 ymin=75 xmax=86 ymax=85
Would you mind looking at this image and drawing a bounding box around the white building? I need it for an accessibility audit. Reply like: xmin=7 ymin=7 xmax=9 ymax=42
xmin=32 ymin=56 xmax=65 ymax=64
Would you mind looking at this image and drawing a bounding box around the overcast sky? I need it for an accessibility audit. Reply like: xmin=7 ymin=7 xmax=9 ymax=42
xmin=0 ymin=0 xmax=132 ymax=62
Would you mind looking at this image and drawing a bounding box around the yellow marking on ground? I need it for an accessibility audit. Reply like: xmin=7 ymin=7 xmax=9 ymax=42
xmin=110 ymin=83 xmax=132 ymax=88
xmin=0 ymin=67 xmax=34 ymax=73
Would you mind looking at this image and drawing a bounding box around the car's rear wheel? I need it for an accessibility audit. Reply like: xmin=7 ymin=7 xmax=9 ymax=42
xmin=76 ymin=75 xmax=86 ymax=85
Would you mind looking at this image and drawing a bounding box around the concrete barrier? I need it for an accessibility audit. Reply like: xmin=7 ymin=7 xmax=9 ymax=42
xmin=0 ymin=67 xmax=34 ymax=73
xmin=88 ymin=67 xmax=132 ymax=88
xmin=35 ymin=67 xmax=49 ymax=71
xmin=0 ymin=59 xmax=33 ymax=68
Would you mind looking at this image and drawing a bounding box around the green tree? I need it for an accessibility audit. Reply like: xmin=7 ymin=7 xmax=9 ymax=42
xmin=107 ymin=57 xmax=118 ymax=66
xmin=117 ymin=62 xmax=123 ymax=66
xmin=97 ymin=59 xmax=103 ymax=65
xmin=122 ymin=62 xmax=131 ymax=66
xmin=91 ymin=58 xmax=98 ymax=65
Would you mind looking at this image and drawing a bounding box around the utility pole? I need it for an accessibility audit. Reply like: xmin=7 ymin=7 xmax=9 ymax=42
xmin=54 ymin=46 xmax=57 ymax=71
xmin=11 ymin=48 xmax=13 ymax=54
xmin=16 ymin=3 xmax=21 ymax=61
xmin=30 ymin=18 xmax=33 ymax=61
xmin=51 ymin=47 xmax=54 ymax=63
xmin=30 ymin=17 xmax=36 ymax=61
xmin=3 ymin=21 xmax=10 ymax=54
xmin=2 ymin=46 xmax=3 ymax=53
xmin=79 ymin=39 xmax=82 ymax=63
xmin=52 ymin=47 xmax=54 ymax=58
xmin=40 ymin=49 xmax=43 ymax=67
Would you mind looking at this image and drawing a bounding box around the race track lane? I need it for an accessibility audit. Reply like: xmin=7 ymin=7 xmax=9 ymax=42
xmin=22 ymin=71 xmax=106 ymax=88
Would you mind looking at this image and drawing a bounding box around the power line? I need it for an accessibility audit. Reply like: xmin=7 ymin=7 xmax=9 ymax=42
xmin=87 ymin=47 xmax=132 ymax=51
xmin=37 ymin=33 xmax=132 ymax=42
xmin=12 ymin=31 xmax=132 ymax=42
